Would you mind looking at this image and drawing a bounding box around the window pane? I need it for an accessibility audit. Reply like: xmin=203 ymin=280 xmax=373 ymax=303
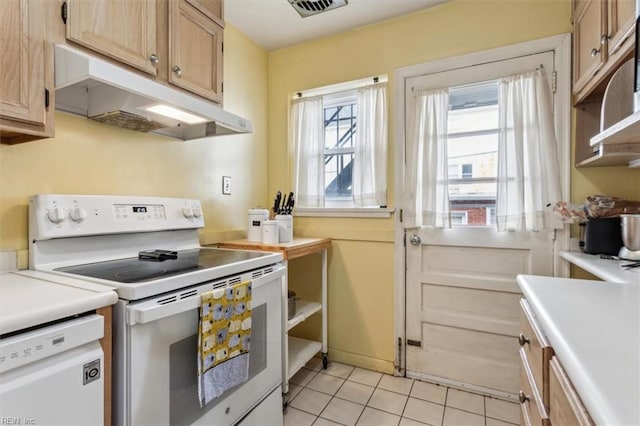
xmin=447 ymin=81 xmax=498 ymax=227
xmin=323 ymin=93 xmax=356 ymax=201
xmin=325 ymin=107 xmax=339 ymax=149
xmin=324 ymin=153 xmax=353 ymax=198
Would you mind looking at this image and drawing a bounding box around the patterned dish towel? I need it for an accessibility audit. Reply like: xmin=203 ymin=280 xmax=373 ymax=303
xmin=198 ymin=280 xmax=252 ymax=407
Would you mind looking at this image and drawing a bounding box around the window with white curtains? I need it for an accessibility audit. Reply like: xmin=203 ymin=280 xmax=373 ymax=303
xmin=404 ymin=65 xmax=562 ymax=231
xmin=291 ymin=78 xmax=388 ymax=211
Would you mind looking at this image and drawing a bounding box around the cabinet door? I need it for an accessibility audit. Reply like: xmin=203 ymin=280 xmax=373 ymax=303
xmin=169 ymin=0 xmax=223 ymax=103
xmin=549 ymin=357 xmax=594 ymax=426
xmin=573 ymin=0 xmax=608 ymax=95
xmin=0 ymin=0 xmax=46 ymax=126
xmin=1 ymin=0 xmax=54 ymax=144
xmin=607 ymin=0 xmax=636 ymax=56
xmin=186 ymin=0 xmax=224 ymax=26
xmin=66 ymin=0 xmax=158 ymax=75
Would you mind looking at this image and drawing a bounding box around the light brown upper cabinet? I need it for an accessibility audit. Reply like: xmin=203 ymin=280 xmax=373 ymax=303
xmin=573 ymin=0 xmax=608 ymax=100
xmin=185 ymin=0 xmax=224 ymax=26
xmin=607 ymin=0 xmax=636 ymax=55
xmin=65 ymin=0 xmax=158 ymax=75
xmin=169 ymin=0 xmax=224 ymax=103
xmin=0 ymin=0 xmax=54 ymax=144
xmin=572 ymin=0 xmax=636 ymax=104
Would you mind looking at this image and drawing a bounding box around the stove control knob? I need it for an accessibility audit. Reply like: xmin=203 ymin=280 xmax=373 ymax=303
xmin=47 ymin=207 xmax=67 ymax=224
xmin=182 ymin=207 xmax=194 ymax=218
xmin=70 ymin=207 xmax=88 ymax=223
xmin=192 ymin=207 xmax=202 ymax=218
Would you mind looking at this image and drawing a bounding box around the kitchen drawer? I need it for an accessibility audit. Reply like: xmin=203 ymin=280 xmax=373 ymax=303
xmin=519 ymin=348 xmax=550 ymax=426
xmin=549 ymin=357 xmax=594 ymax=426
xmin=519 ymin=299 xmax=553 ymax=408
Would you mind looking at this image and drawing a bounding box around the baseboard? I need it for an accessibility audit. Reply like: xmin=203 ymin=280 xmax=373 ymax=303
xmin=327 ymin=348 xmax=395 ymax=375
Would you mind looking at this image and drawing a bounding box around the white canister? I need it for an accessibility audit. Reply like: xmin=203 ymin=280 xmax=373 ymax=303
xmin=262 ymin=220 xmax=279 ymax=244
xmin=275 ymin=214 xmax=293 ymax=243
xmin=247 ymin=209 xmax=269 ymax=242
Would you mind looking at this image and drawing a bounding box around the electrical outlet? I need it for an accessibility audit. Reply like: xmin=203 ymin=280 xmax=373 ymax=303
xmin=222 ymin=176 xmax=232 ymax=195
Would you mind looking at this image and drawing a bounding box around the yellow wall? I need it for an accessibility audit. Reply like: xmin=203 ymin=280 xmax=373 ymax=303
xmin=267 ymin=0 xmax=634 ymax=373
xmin=0 ymin=25 xmax=269 ymax=266
xmin=2 ymin=0 xmax=639 ymax=376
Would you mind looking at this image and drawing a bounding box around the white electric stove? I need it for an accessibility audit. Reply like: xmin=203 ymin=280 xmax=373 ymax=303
xmin=29 ymin=194 xmax=285 ymax=426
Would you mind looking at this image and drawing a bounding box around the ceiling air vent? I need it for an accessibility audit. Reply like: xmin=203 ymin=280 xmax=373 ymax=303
xmin=288 ymin=0 xmax=348 ymax=18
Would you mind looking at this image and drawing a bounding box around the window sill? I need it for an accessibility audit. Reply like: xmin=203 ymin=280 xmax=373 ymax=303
xmin=294 ymin=207 xmax=395 ymax=218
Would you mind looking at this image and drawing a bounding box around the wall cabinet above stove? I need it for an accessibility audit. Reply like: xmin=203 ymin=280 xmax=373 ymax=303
xmin=63 ymin=0 xmax=224 ymax=104
xmin=65 ymin=0 xmax=158 ymax=75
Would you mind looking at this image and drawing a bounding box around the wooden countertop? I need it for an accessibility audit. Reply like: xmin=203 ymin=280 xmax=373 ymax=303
xmin=217 ymin=238 xmax=331 ymax=260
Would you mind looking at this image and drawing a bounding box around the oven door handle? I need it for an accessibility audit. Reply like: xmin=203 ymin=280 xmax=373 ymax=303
xmin=128 ymin=297 xmax=200 ymax=325
xmin=127 ymin=267 xmax=285 ymax=325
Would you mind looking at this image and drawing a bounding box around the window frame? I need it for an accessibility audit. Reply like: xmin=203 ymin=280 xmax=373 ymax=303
xmin=291 ymin=75 xmax=391 ymax=218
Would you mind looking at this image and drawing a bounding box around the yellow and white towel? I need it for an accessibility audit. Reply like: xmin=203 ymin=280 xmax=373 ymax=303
xmin=198 ymin=280 xmax=252 ymax=407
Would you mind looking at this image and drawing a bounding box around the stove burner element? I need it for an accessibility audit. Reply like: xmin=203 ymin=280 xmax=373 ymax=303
xmin=114 ymin=264 xmax=170 ymax=281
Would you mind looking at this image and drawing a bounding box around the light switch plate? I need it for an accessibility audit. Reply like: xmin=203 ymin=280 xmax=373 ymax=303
xmin=222 ymin=176 xmax=232 ymax=195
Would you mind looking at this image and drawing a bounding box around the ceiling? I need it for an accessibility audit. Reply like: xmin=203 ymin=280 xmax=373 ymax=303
xmin=224 ymin=0 xmax=449 ymax=51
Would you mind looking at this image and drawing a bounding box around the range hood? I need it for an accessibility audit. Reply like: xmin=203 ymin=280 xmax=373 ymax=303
xmin=54 ymin=44 xmax=252 ymax=140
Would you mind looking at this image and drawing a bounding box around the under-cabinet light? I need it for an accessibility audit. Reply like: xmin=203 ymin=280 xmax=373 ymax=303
xmin=144 ymin=105 xmax=208 ymax=124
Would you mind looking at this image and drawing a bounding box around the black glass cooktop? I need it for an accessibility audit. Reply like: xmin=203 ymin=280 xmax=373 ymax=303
xmin=56 ymin=248 xmax=268 ymax=283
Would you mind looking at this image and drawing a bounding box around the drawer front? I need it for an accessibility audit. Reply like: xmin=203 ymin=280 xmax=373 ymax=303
xmin=549 ymin=357 xmax=594 ymax=426
xmin=519 ymin=299 xmax=553 ymax=407
xmin=519 ymin=349 xmax=550 ymax=426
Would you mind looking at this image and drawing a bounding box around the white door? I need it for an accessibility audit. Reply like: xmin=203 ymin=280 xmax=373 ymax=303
xmin=403 ymin=50 xmax=558 ymax=397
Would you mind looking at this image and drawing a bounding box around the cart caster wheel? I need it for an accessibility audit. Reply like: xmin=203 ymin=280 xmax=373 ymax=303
xmin=322 ymin=354 xmax=328 ymax=369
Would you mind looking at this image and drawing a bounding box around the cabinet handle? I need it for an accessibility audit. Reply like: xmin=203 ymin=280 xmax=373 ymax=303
xmin=601 ymin=34 xmax=609 ymax=44
xmin=518 ymin=391 xmax=529 ymax=404
xmin=149 ymin=54 xmax=159 ymax=65
xmin=172 ymin=65 xmax=182 ymax=77
xmin=590 ymin=48 xmax=600 ymax=57
xmin=518 ymin=333 xmax=530 ymax=346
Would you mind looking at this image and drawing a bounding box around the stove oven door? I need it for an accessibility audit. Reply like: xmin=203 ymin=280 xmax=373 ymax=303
xmin=116 ymin=265 xmax=285 ymax=426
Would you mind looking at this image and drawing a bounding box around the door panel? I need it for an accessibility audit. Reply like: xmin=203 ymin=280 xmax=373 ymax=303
xmin=406 ymin=228 xmax=552 ymax=395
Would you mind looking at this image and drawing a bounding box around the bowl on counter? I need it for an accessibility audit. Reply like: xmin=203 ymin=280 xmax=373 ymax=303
xmin=620 ymin=214 xmax=640 ymax=251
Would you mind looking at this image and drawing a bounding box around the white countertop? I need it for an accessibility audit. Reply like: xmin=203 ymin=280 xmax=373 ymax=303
xmin=560 ymin=250 xmax=639 ymax=284
xmin=517 ymin=274 xmax=639 ymax=426
xmin=0 ymin=270 xmax=118 ymax=335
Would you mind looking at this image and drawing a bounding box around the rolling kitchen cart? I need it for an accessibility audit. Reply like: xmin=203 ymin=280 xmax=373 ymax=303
xmin=217 ymin=237 xmax=331 ymax=404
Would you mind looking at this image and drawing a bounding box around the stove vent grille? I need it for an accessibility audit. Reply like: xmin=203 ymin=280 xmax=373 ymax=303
xmin=288 ymin=0 xmax=348 ymax=18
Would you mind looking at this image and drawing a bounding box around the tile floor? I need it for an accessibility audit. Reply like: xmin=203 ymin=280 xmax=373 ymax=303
xmin=284 ymin=359 xmax=520 ymax=426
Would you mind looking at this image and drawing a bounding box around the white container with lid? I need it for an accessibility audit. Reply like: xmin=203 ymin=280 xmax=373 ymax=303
xmin=247 ymin=209 xmax=269 ymax=242
xmin=262 ymin=220 xmax=278 ymax=244
xmin=275 ymin=215 xmax=293 ymax=243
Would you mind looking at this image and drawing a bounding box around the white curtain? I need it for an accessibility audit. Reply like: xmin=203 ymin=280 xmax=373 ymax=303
xmin=292 ymin=96 xmax=325 ymax=208
xmin=353 ymin=83 xmax=388 ymax=207
xmin=404 ymin=88 xmax=451 ymax=228
xmin=496 ymin=68 xmax=562 ymax=232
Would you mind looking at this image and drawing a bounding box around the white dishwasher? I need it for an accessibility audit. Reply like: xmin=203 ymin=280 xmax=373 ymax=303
xmin=0 ymin=314 xmax=105 ymax=425
xmin=0 ymin=269 xmax=117 ymax=426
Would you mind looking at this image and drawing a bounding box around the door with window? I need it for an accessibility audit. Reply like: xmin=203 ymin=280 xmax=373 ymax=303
xmin=402 ymin=50 xmax=560 ymax=397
